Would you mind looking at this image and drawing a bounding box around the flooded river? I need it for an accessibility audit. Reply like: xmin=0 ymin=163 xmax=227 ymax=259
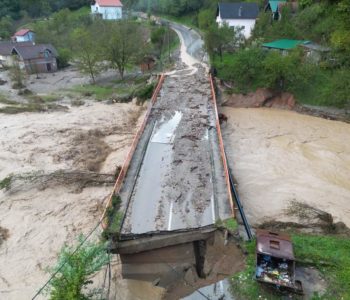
xmin=222 ymin=107 xmax=350 ymax=227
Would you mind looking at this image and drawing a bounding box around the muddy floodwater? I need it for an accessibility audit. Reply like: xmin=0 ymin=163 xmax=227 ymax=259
xmin=222 ymin=107 xmax=350 ymax=227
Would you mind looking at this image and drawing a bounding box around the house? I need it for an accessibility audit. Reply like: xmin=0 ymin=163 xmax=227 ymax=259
xmin=262 ymin=39 xmax=329 ymax=63
xmin=262 ymin=39 xmax=309 ymax=54
xmin=265 ymin=0 xmax=287 ymax=20
xmin=299 ymin=42 xmax=330 ymax=63
xmin=0 ymin=41 xmax=33 ymax=68
xmin=12 ymin=29 xmax=35 ymax=43
xmin=216 ymin=2 xmax=259 ymax=39
xmin=91 ymin=0 xmax=123 ymax=20
xmin=12 ymin=44 xmax=58 ymax=74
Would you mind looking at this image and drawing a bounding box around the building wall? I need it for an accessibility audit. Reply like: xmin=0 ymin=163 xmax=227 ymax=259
xmin=91 ymin=4 xmax=122 ymax=20
xmin=0 ymin=55 xmax=14 ymax=68
xmin=23 ymin=57 xmax=58 ymax=74
xmin=216 ymin=15 xmax=256 ymax=39
xmin=16 ymin=32 xmax=35 ymax=42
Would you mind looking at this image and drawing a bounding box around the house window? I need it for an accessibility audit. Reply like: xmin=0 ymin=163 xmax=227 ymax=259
xmin=44 ymin=50 xmax=50 ymax=58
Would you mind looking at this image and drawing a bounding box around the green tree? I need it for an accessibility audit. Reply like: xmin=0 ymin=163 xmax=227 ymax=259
xmin=197 ymin=8 xmax=215 ymax=31
xmin=0 ymin=16 xmax=13 ymax=39
xmin=205 ymin=24 xmax=241 ymax=61
xmin=47 ymin=237 xmax=108 ymax=300
xmin=151 ymin=27 xmax=167 ymax=59
xmin=262 ymin=49 xmax=313 ymax=92
xmin=70 ymin=27 xmax=104 ymax=83
xmin=104 ymin=21 xmax=145 ymax=79
xmin=215 ymin=47 xmax=267 ymax=92
xmin=9 ymin=58 xmax=26 ymax=89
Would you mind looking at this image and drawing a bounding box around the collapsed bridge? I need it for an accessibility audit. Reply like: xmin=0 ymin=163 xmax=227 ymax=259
xmin=101 ymin=69 xmax=236 ymax=290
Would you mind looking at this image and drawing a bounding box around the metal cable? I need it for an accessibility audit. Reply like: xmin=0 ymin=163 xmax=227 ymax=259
xmin=32 ymin=220 xmax=103 ymax=299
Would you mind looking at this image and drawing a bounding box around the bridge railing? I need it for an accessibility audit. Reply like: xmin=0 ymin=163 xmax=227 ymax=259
xmin=101 ymin=74 xmax=166 ymax=228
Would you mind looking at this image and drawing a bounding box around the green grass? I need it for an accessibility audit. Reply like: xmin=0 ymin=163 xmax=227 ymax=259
xmin=230 ymin=234 xmax=350 ymax=300
xmin=71 ymin=85 xmax=116 ymax=101
xmin=293 ymin=234 xmax=350 ymax=299
xmin=0 ymin=93 xmax=17 ymax=105
xmin=0 ymin=175 xmax=13 ymax=191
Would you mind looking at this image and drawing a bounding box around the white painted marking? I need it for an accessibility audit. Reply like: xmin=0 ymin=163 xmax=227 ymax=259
xmin=168 ymin=201 xmax=174 ymax=231
xmin=211 ymin=194 xmax=216 ymax=223
xmin=219 ymin=280 xmax=224 ymax=295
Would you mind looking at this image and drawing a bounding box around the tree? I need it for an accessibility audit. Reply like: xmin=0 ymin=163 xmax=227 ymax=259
xmin=9 ymin=58 xmax=26 ymax=89
xmin=262 ymin=49 xmax=313 ymax=92
xmin=104 ymin=21 xmax=145 ymax=79
xmin=70 ymin=27 xmax=104 ymax=83
xmin=47 ymin=237 xmax=108 ymax=300
xmin=151 ymin=27 xmax=167 ymax=59
xmin=0 ymin=16 xmax=13 ymax=40
xmin=215 ymin=47 xmax=267 ymax=92
xmin=205 ymin=24 xmax=242 ymax=61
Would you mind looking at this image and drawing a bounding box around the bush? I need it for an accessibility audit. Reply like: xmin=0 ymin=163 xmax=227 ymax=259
xmin=47 ymin=237 xmax=108 ymax=300
xmin=134 ymin=83 xmax=155 ymax=101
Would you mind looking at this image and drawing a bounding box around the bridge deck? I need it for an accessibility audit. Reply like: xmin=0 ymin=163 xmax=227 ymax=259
xmin=116 ymin=71 xmax=231 ymax=239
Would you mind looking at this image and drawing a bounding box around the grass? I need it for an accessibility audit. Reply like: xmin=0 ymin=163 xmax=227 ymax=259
xmin=293 ymin=234 xmax=350 ymax=299
xmin=215 ymin=217 xmax=239 ymax=232
xmin=158 ymin=13 xmax=198 ymax=30
xmin=71 ymin=85 xmax=116 ymax=101
xmin=0 ymin=93 xmax=18 ymax=105
xmin=230 ymin=234 xmax=350 ymax=300
xmin=0 ymin=175 xmax=13 ymax=191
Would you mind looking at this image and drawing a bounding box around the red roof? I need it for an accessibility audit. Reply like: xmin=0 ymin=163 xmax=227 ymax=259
xmin=96 ymin=0 xmax=123 ymax=7
xmin=14 ymin=29 xmax=33 ymax=36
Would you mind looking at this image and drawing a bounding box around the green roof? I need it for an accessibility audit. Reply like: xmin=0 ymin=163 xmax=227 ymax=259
xmin=262 ymin=39 xmax=310 ymax=50
xmin=268 ymin=0 xmax=287 ymax=13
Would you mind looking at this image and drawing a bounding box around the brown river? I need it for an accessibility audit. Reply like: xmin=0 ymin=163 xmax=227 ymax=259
xmin=222 ymin=107 xmax=350 ymax=228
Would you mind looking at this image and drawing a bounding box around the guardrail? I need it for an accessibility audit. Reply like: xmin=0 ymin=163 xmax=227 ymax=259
xmin=209 ymin=74 xmax=235 ymax=216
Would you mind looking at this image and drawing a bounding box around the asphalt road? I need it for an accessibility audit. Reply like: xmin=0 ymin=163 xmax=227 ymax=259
xmin=168 ymin=22 xmax=208 ymax=65
xmin=118 ymin=23 xmax=230 ymax=237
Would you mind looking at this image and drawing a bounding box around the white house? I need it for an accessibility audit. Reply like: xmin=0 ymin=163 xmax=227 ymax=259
xmin=91 ymin=0 xmax=123 ymax=20
xmin=216 ymin=2 xmax=259 ymax=39
xmin=12 ymin=29 xmax=35 ymax=42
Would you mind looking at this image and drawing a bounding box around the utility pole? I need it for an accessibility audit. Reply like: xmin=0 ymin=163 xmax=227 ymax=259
xmin=168 ymin=23 xmax=170 ymax=62
xmin=147 ymin=0 xmax=151 ymax=17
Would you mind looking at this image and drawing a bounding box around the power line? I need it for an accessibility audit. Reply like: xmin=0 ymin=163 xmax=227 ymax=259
xmin=32 ymin=220 xmax=103 ymax=300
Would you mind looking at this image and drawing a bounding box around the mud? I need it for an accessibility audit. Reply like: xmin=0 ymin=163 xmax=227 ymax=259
xmin=221 ymin=107 xmax=350 ymax=228
xmin=120 ymin=68 xmax=231 ymax=235
xmin=0 ymin=101 xmax=145 ymax=299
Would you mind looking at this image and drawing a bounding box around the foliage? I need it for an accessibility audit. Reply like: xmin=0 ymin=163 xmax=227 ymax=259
xmin=151 ymin=26 xmax=167 ymax=58
xmin=0 ymin=16 xmax=13 ymax=39
xmin=134 ymin=83 xmax=155 ymax=101
xmin=9 ymin=58 xmax=26 ymax=89
xmin=104 ymin=21 xmax=146 ymax=79
xmin=47 ymin=236 xmax=108 ymax=300
xmin=205 ymin=23 xmax=242 ymax=61
xmin=0 ymin=175 xmax=13 ymax=191
xmin=70 ymin=27 xmax=104 ymax=83
xmin=215 ymin=48 xmax=315 ymax=95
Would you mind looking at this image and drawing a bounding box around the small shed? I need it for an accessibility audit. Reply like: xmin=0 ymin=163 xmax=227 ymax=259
xmin=262 ymin=39 xmax=310 ymax=55
xmin=140 ymin=56 xmax=155 ymax=73
xmin=299 ymin=42 xmax=330 ymax=63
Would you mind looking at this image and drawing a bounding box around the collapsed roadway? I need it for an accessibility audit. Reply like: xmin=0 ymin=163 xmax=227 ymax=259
xmin=102 ymin=22 xmax=239 ymax=296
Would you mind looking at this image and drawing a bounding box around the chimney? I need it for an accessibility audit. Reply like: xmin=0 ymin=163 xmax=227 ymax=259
xmin=238 ymin=6 xmax=243 ymax=17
